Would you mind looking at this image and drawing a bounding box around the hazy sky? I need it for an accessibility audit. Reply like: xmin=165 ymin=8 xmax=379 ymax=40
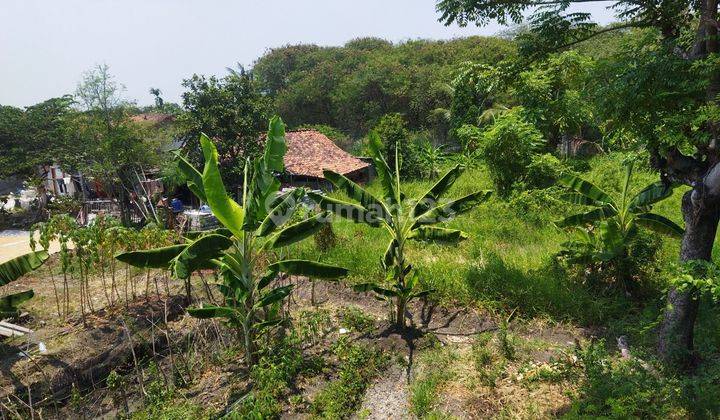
xmin=0 ymin=1 xmax=617 ymax=107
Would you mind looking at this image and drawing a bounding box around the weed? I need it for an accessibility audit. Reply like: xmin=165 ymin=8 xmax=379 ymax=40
xmin=410 ymin=347 xmax=457 ymax=417
xmin=310 ymin=338 xmax=388 ymax=418
xmin=337 ymin=306 xmax=376 ymax=334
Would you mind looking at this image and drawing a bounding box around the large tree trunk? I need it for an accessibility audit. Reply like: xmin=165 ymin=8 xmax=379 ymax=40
xmin=658 ymin=190 xmax=720 ymax=366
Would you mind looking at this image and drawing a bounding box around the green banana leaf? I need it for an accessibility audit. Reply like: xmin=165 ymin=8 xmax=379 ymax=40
xmin=183 ymin=228 xmax=233 ymax=240
xmin=267 ymin=212 xmax=329 ymax=249
xmin=409 ymin=226 xmax=468 ymax=243
xmin=257 ymin=188 xmax=303 ymax=237
xmin=115 ymin=244 xmax=187 ymax=269
xmin=382 ymin=239 xmax=398 ymax=271
xmin=0 ymin=290 xmax=34 ymax=316
xmin=262 ymin=116 xmax=287 ymax=172
xmin=200 ymin=133 xmax=245 ymax=238
xmin=0 ymin=251 xmax=49 ymax=286
xmin=634 ymin=213 xmax=684 ymax=237
xmin=308 ymin=192 xmax=382 ymax=227
xmin=268 ymin=259 xmax=348 ymax=279
xmin=558 ymin=173 xmax=613 ymax=204
xmin=630 ymin=182 xmax=673 ymax=210
xmin=174 ymin=234 xmax=233 ymax=279
xmin=411 ymin=164 xmax=465 ymax=217
xmin=555 ymin=206 xmax=618 ymax=228
xmin=255 ymin=285 xmax=293 ymax=308
xmin=323 ymin=170 xmax=390 ymax=222
xmin=367 ymin=131 xmax=398 ymax=207
xmin=187 ymin=305 xmax=235 ymax=319
xmin=414 ymin=190 xmax=492 ymax=226
xmin=175 ymin=152 xmax=207 ymax=202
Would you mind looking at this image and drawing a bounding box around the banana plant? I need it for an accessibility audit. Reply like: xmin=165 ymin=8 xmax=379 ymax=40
xmin=119 ymin=117 xmax=347 ymax=365
xmin=555 ymin=161 xmax=683 ymax=240
xmin=555 ymin=162 xmax=683 ymax=278
xmin=310 ymin=133 xmax=491 ymax=329
xmin=0 ymin=251 xmax=49 ymax=317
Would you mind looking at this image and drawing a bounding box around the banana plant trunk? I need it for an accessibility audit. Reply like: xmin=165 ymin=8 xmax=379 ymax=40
xmin=396 ymin=296 xmax=407 ymax=330
xmin=658 ymin=191 xmax=720 ymax=366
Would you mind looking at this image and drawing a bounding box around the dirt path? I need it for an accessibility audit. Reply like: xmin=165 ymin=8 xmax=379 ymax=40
xmin=0 ymin=230 xmax=62 ymax=263
xmin=355 ymin=364 xmax=411 ymax=419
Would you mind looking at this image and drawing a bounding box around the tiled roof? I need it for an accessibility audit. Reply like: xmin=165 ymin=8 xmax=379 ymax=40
xmin=283 ymin=130 xmax=369 ymax=178
xmin=130 ymin=113 xmax=175 ymax=124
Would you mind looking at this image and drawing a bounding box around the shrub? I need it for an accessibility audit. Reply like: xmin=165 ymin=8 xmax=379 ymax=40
xmin=481 ymin=108 xmax=544 ymax=198
xmin=373 ymin=113 xmax=422 ymax=179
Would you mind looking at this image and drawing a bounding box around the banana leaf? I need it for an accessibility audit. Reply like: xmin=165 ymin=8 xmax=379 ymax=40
xmin=268 ymin=259 xmax=348 ymax=279
xmin=381 ymin=239 xmax=398 ymax=271
xmin=262 ymin=116 xmax=287 ymax=172
xmin=409 ymin=226 xmax=468 ymax=243
xmin=558 ymin=173 xmax=612 ymax=204
xmin=352 ymin=283 xmax=398 ymax=297
xmin=200 ymin=133 xmax=245 ymax=238
xmin=634 ymin=213 xmax=684 ymax=237
xmin=367 ymin=131 xmax=398 ymax=207
xmin=323 ymin=170 xmax=390 ymax=222
xmin=0 ymin=251 xmax=49 ymax=286
xmin=255 ymin=285 xmax=293 ymax=308
xmin=257 ymin=188 xmax=303 ymax=237
xmin=555 ymin=206 xmax=617 ymax=228
xmin=0 ymin=290 xmax=34 ymax=316
xmin=308 ymin=192 xmax=382 ymax=227
xmin=267 ymin=212 xmax=328 ymax=249
xmin=187 ymin=305 xmax=235 ymax=319
xmin=115 ymin=245 xmax=187 ymax=269
xmin=411 ymin=164 xmax=465 ymax=217
xmin=175 ymin=152 xmax=206 ymax=202
xmin=174 ymin=234 xmax=233 ymax=279
xmin=630 ymin=182 xmax=673 ymax=210
xmin=414 ymin=190 xmax=492 ymax=226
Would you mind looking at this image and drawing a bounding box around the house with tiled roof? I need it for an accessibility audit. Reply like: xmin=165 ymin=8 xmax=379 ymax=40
xmin=281 ymin=130 xmax=371 ymax=189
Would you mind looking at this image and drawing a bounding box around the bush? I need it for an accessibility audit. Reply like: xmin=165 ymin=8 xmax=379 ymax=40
xmin=373 ymin=113 xmax=423 ymax=179
xmin=481 ymin=108 xmax=545 ymax=198
xmin=522 ymin=153 xmax=566 ymax=190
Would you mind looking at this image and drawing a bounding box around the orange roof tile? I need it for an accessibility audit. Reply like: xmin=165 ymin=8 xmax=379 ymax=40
xmin=282 ymin=130 xmax=369 ymax=178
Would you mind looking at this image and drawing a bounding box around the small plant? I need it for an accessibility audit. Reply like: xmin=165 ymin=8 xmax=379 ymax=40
xmin=310 ymin=338 xmax=388 ymax=418
xmin=337 ymin=306 xmax=376 ymax=334
xmin=312 ymin=133 xmax=491 ymax=328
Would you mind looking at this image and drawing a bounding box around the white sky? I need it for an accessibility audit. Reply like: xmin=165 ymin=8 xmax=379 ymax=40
xmin=0 ymin=0 xmax=617 ymax=107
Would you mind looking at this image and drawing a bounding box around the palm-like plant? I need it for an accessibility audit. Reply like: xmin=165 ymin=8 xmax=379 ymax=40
xmin=117 ymin=117 xmax=347 ymax=365
xmin=419 ymin=141 xmax=446 ymax=180
xmin=310 ymin=133 xmax=491 ymax=329
xmin=0 ymin=251 xmax=49 ymax=317
xmin=555 ymin=162 xmax=683 ymax=278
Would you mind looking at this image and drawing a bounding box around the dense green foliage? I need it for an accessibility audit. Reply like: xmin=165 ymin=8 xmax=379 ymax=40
xmin=252 ymin=36 xmax=515 ymax=136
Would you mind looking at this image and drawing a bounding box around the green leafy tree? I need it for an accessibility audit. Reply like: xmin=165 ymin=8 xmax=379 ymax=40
xmin=373 ymin=113 xmax=422 ymax=179
xmin=480 ymin=107 xmax=545 ymax=198
xmin=179 ymin=67 xmax=274 ymax=187
xmin=118 ymin=117 xmax=347 ymax=366
xmin=310 ymin=133 xmax=491 ymax=328
xmin=437 ymin=0 xmax=720 ymax=362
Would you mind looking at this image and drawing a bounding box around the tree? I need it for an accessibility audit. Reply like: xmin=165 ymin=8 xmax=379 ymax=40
xmin=373 ymin=113 xmax=422 ymax=179
xmin=179 ymin=67 xmax=274 ymax=188
xmin=437 ymin=0 xmax=720 ymax=365
xmin=310 ymin=133 xmax=491 ymax=328
xmin=149 ymin=87 xmax=164 ymax=109
xmin=72 ymin=64 xmax=158 ymax=225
